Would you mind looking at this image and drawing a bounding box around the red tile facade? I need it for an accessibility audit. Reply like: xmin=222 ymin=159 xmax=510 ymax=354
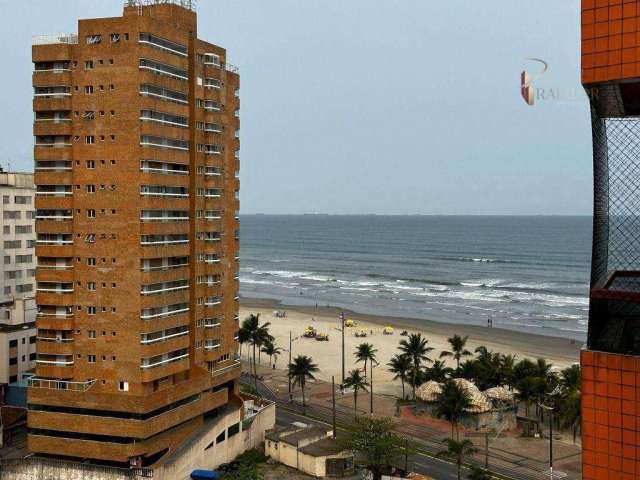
xmin=581 ymin=350 xmax=640 ymax=480
xmin=582 ymin=0 xmax=640 ymax=84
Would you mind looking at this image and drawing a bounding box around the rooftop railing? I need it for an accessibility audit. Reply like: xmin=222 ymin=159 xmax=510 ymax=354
xmin=32 ymin=34 xmax=78 ymax=46
xmin=125 ymin=0 xmax=196 ymax=11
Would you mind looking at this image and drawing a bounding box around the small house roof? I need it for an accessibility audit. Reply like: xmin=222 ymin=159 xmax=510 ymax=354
xmin=415 ymin=381 xmax=442 ymax=402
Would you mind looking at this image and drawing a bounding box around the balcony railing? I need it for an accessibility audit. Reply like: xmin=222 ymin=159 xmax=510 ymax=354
xmin=36 ymin=358 xmax=74 ymax=366
xmin=28 ymin=378 xmax=94 ymax=391
xmin=209 ymin=361 xmax=241 ymax=378
xmin=140 ymin=349 xmax=189 ymax=369
xmin=141 ymin=303 xmax=189 ymax=320
xmin=140 ymin=280 xmax=189 ymax=296
xmin=140 ymin=327 xmax=189 ymax=345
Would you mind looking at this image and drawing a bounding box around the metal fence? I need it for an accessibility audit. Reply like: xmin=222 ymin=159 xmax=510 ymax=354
xmin=588 ymin=83 xmax=640 ymax=354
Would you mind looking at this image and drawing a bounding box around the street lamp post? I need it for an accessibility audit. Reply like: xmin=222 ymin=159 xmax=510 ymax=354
xmin=539 ymin=385 xmax=563 ymax=480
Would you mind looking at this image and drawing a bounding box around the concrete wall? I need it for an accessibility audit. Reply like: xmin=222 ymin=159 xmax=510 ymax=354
xmin=0 ymin=459 xmax=134 ymax=480
xmin=0 ymin=402 xmax=275 ymax=480
xmin=156 ymin=401 xmax=275 ymax=480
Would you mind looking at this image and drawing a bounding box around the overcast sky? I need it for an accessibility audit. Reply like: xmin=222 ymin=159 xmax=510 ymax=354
xmin=1 ymin=0 xmax=589 ymax=215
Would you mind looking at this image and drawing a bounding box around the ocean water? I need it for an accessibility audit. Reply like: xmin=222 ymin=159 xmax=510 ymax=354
xmin=239 ymin=215 xmax=592 ymax=340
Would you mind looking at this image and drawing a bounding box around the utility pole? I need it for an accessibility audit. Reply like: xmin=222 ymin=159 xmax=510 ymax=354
xmin=340 ymin=312 xmax=345 ymax=386
xmin=288 ymin=331 xmax=293 ymax=401
xmin=332 ymin=376 xmax=337 ymax=439
xmin=370 ymin=360 xmax=377 ymax=415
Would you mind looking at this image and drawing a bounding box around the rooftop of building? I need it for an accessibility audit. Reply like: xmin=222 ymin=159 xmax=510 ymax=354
xmin=266 ymin=423 xmax=330 ymax=445
xmin=298 ymin=434 xmax=350 ymax=457
xmin=0 ymin=169 xmax=34 ymax=189
xmin=0 ymin=322 xmax=35 ymax=334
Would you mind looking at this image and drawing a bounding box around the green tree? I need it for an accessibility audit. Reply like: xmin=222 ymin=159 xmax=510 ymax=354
xmin=499 ymin=353 xmax=517 ymax=389
xmin=260 ymin=340 xmax=282 ymax=368
xmin=436 ymin=380 xmax=471 ymax=439
xmin=437 ymin=438 xmax=479 ymax=480
xmin=558 ymin=388 xmax=581 ymax=443
xmin=341 ymin=416 xmax=406 ymax=480
xmin=440 ymin=335 xmax=472 ymax=369
xmin=425 ymin=360 xmax=453 ymax=382
xmin=399 ymin=333 xmax=433 ymax=400
xmin=343 ymin=369 xmax=369 ymax=417
xmin=560 ymin=364 xmax=581 ymax=392
xmin=237 ymin=326 xmax=251 ymax=361
xmin=355 ymin=343 xmax=378 ymax=380
xmin=387 ymin=354 xmax=412 ymax=400
xmin=288 ymin=355 xmax=319 ymax=408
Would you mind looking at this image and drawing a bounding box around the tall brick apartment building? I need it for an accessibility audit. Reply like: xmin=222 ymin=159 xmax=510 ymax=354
xmin=29 ymin=0 xmax=242 ymax=467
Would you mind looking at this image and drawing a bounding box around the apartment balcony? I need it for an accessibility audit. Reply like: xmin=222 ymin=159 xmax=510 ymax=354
xmin=36 ymin=339 xmax=74 ymax=356
xmin=36 ymin=184 xmax=72 ymax=197
xmin=140 ymin=210 xmax=188 ymax=223
xmin=140 ymin=303 xmax=189 ymax=322
xmin=35 ymin=194 xmax=73 ymax=211
xmin=36 ymin=291 xmax=74 ymax=307
xmin=36 ymin=209 xmax=72 ymax=222
xmin=36 ymin=267 xmax=73 ymax=283
xmin=140 ymin=257 xmax=189 ymax=273
xmin=36 ymin=357 xmax=74 ymax=379
xmin=33 ymin=95 xmax=72 ymax=112
xmin=33 ymin=120 xmax=72 ymax=136
xmin=34 ymin=160 xmax=72 ymax=173
xmin=140 ymin=159 xmax=189 ymax=176
xmin=204 ymin=296 xmax=223 ymax=307
xmin=140 ymin=352 xmax=189 ymax=383
xmin=34 ymin=135 xmax=72 ymax=149
xmin=203 ymin=254 xmax=221 ymax=264
xmin=37 ymin=257 xmax=73 ymax=271
xmin=34 ymin=170 xmax=72 ymax=189
xmin=32 ymin=69 xmax=71 ymax=87
xmin=208 ymin=361 xmax=242 ymax=385
xmin=140 ymin=279 xmax=189 ymax=296
xmin=28 ymin=377 xmax=94 ymax=392
xmin=35 ymin=315 xmax=74 ymax=331
xmin=140 ymin=333 xmax=190 ymax=359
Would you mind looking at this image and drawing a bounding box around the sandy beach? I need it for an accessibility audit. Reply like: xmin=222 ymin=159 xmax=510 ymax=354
xmin=240 ymin=297 xmax=582 ymax=397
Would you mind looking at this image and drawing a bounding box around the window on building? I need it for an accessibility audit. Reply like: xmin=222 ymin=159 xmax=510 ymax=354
xmin=84 ymin=85 xmax=93 ymax=94
xmin=88 ymin=307 xmax=96 ymax=315
xmin=87 ymin=209 xmax=96 ymax=218
xmin=86 ymin=160 xmax=95 ymax=169
xmin=88 ymin=355 xmax=96 ymax=363
xmin=86 ymin=35 xmax=101 ymax=45
xmin=88 ymin=330 xmax=96 ymax=338
xmin=87 ymin=185 xmax=96 ymax=193
xmin=118 ymin=381 xmax=129 ymax=391
xmin=85 ymin=60 xmax=93 ymax=70
xmin=87 ymin=258 xmax=96 ymax=266
xmin=86 ymin=135 xmax=95 ymax=144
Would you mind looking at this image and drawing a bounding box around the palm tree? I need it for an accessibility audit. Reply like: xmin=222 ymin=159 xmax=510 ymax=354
xmin=241 ymin=314 xmax=272 ymax=391
xmin=425 ymin=360 xmax=453 ymax=382
xmin=436 ymin=379 xmax=471 ymax=439
xmin=355 ymin=343 xmax=377 ymax=380
xmin=437 ymin=438 xmax=478 ymax=480
xmin=558 ymin=388 xmax=581 ymax=443
xmin=288 ymin=355 xmax=319 ymax=409
xmin=499 ymin=353 xmax=517 ymax=389
xmin=261 ymin=340 xmax=282 ymax=369
xmin=387 ymin=354 xmax=412 ymax=400
xmin=237 ymin=327 xmax=251 ymax=361
xmin=343 ymin=369 xmax=369 ymax=417
xmin=399 ymin=333 xmax=433 ymax=399
xmin=560 ymin=364 xmax=581 ymax=392
xmin=440 ymin=335 xmax=472 ymax=369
